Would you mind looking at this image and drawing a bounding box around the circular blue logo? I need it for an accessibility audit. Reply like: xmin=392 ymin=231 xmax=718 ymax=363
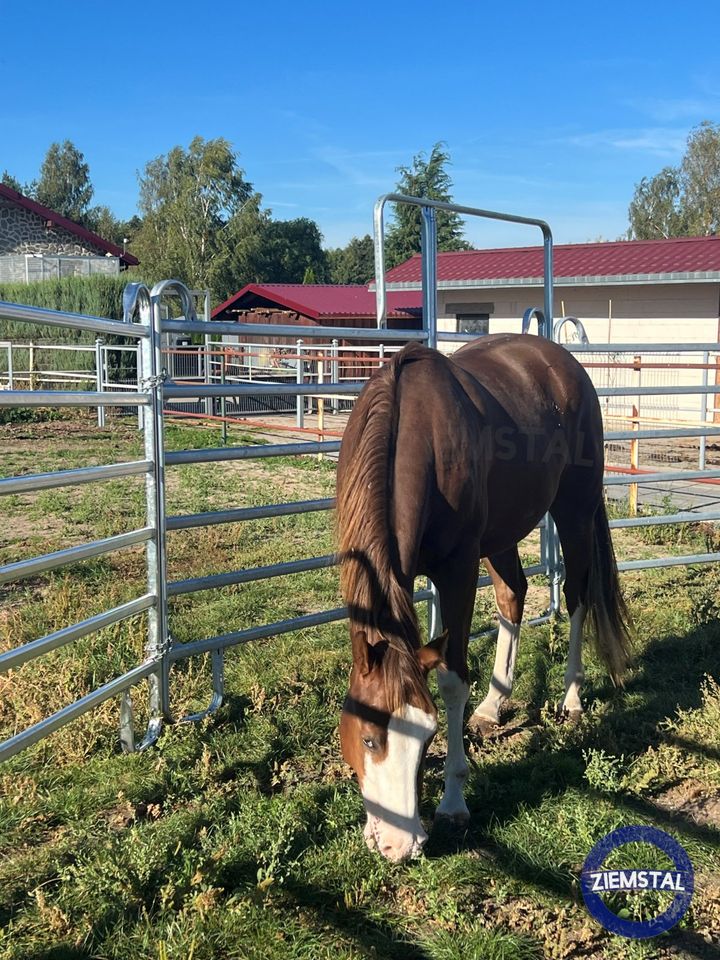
xmin=581 ymin=825 xmax=694 ymax=939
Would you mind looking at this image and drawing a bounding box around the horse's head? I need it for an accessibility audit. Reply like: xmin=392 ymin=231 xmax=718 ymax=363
xmin=339 ymin=628 xmax=446 ymax=863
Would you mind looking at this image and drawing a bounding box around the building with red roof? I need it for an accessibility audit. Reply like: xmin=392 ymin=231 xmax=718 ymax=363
xmin=212 ymin=282 xmax=421 ymax=329
xmin=0 ymin=183 xmax=138 ymax=283
xmin=383 ymin=235 xmax=720 ymax=345
xmin=211 ymin=283 xmax=422 ymax=377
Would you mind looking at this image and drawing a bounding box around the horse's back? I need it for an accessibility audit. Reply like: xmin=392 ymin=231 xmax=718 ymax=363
xmin=452 ymin=333 xmax=594 ymax=412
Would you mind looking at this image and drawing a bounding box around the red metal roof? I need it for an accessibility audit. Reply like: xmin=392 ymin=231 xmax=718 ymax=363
xmin=213 ymin=283 xmax=422 ymax=320
xmin=0 ymin=183 xmax=139 ymax=267
xmin=383 ymin=235 xmax=720 ymax=286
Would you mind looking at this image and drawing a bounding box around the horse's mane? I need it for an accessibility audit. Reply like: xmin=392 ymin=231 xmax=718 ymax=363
xmin=336 ymin=346 xmax=430 ymax=713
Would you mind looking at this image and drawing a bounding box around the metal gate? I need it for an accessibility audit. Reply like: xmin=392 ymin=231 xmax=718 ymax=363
xmin=2 ymin=197 xmax=720 ymax=764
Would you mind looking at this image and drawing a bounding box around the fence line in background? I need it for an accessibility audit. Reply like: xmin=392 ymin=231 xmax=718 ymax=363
xmin=3 ymin=198 xmax=720 ymax=761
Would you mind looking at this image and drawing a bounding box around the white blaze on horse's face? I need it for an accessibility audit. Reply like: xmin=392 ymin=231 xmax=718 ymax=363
xmin=360 ymin=703 xmax=437 ymax=863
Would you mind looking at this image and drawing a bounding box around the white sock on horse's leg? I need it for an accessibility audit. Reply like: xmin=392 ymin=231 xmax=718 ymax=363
xmin=435 ymin=668 xmax=470 ymax=821
xmin=471 ymin=614 xmax=520 ymax=726
xmin=561 ymin=604 xmax=586 ymax=716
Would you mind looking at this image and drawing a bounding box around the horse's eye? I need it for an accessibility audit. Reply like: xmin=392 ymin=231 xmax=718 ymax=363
xmin=362 ymin=737 xmax=376 ymax=750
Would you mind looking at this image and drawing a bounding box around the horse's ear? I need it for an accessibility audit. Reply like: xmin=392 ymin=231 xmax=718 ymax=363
xmin=351 ymin=629 xmax=372 ymax=674
xmin=352 ymin=630 xmax=387 ymax=675
xmin=417 ymin=630 xmax=448 ymax=674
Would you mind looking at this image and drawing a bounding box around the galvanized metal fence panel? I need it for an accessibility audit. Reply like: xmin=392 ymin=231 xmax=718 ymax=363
xmin=3 ymin=196 xmax=720 ymax=762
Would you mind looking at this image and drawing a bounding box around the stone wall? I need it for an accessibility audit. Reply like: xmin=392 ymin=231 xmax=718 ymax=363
xmin=0 ymin=196 xmax=107 ymax=256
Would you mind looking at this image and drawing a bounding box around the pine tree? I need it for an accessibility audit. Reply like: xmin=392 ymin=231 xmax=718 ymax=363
xmin=385 ymin=143 xmax=470 ymax=268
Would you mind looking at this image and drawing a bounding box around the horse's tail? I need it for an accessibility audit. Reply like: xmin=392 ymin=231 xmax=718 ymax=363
xmin=336 ymin=346 xmax=422 ymax=653
xmin=585 ymin=499 xmax=634 ymax=684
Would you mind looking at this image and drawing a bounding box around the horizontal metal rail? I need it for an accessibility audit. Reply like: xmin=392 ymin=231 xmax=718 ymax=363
xmin=169 ymin=554 xmax=337 ymax=597
xmin=0 ymin=340 xmax=97 ymax=352
xmin=0 ymin=594 xmax=156 ymax=674
xmin=596 ymin=385 xmax=720 ymax=398
xmin=0 ymin=300 xmax=150 ymax=339
xmin=617 ymin=552 xmax=720 ymax=572
xmin=163 ymin=319 xmax=428 ymax=341
xmin=167 ymin=497 xmax=335 ymax=531
xmin=165 ymin=441 xmax=341 ymax=466
xmin=0 ymin=390 xmax=150 ymax=408
xmin=169 ymin=587 xmax=435 ymax=663
xmin=605 ymin=427 xmax=720 ymax=442
xmin=169 ymin=567 xmax=554 ymax=662
xmin=565 ymin=342 xmax=720 ymax=354
xmin=609 ymin=510 xmax=720 ymax=529
xmin=605 ymin=468 xmax=720 ymax=485
xmin=163 ymin=382 xmax=365 ymax=400
xmin=0 ymin=460 xmax=152 ymax=496
xmin=0 ymin=660 xmax=158 ymax=764
xmin=0 ymin=527 xmax=154 ymax=584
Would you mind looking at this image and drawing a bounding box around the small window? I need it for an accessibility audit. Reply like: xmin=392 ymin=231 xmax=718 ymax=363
xmin=456 ymin=313 xmax=489 ymax=335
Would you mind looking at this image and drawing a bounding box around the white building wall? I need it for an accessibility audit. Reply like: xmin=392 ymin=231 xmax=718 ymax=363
xmin=436 ymin=282 xmax=720 ymax=345
xmin=433 ymin=281 xmax=720 ymax=424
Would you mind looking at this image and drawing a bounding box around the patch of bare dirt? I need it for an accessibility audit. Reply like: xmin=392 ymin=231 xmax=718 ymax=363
xmin=653 ymin=780 xmax=720 ymax=829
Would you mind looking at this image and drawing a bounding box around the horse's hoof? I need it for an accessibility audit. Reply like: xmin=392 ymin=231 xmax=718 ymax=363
xmin=560 ymin=708 xmax=583 ymax=725
xmin=434 ymin=808 xmax=470 ymax=826
xmin=467 ymin=713 xmax=499 ymax=737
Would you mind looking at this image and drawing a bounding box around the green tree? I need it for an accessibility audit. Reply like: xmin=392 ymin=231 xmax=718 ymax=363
xmin=1 ymin=170 xmax=25 ymax=193
xmin=628 ymin=121 xmax=720 ymax=239
xmin=328 ymin=234 xmax=375 ymax=284
xmin=35 ymin=141 xmax=93 ymax=222
xmin=627 ymin=167 xmax=686 ymax=239
xmin=385 ymin=143 xmax=470 ymax=268
xmin=261 ymin=218 xmax=329 ymax=283
xmin=213 ymin=201 xmax=329 ymax=299
xmin=133 ymin=136 xmax=253 ymax=294
xmin=681 ymin=121 xmax=720 ymax=235
xmin=84 ymin=205 xmax=128 ymax=246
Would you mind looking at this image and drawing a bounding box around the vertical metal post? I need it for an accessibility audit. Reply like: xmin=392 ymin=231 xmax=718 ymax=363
xmin=141 ymin=297 xmax=171 ymax=722
xmin=28 ymin=340 xmax=37 ymax=391
xmin=420 ymin=204 xmax=442 ymax=637
xmin=542 ymin=229 xmax=554 ymax=338
xmin=221 ymin=350 xmax=228 ymax=446
xmin=544 ymin=244 xmax=562 ymax=616
xmin=296 ymin=339 xmax=305 ymax=428
xmin=420 ymin=206 xmax=438 ymax=349
xmin=629 ymin=404 xmax=639 ymax=516
xmin=7 ymin=342 xmax=14 ymax=389
xmin=317 ymin=358 xmax=325 ymax=458
xmin=700 ymin=350 xmax=709 ymax=470
xmin=136 ymin=344 xmax=143 ymax=430
xmin=204 ymin=333 xmax=213 ymax=417
xmin=95 ymin=337 xmax=105 ymax=428
xmin=331 ymin=339 xmax=339 ymax=414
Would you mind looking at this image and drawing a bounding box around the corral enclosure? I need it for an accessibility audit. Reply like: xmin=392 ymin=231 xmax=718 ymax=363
xmin=2 ymin=196 xmax=720 ymax=957
xmin=1 ymin=411 xmax=720 ymax=959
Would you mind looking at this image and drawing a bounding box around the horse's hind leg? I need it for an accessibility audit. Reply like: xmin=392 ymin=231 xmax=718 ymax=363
xmin=468 ymin=546 xmax=527 ymax=735
xmin=430 ymin=550 xmax=479 ymax=823
xmin=550 ymin=501 xmax=594 ymax=720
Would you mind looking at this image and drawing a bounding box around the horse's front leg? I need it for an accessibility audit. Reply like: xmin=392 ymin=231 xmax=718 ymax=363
xmin=436 ymin=666 xmax=470 ymax=822
xmin=430 ymin=556 xmax=479 ymax=823
xmin=468 ymin=549 xmax=527 ymax=735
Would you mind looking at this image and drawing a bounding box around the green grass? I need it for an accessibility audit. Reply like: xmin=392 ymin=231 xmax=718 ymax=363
xmin=0 ymin=415 xmax=719 ymax=959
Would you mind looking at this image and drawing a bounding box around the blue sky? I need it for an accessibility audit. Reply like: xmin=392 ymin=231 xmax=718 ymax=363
xmin=2 ymin=0 xmax=720 ymax=250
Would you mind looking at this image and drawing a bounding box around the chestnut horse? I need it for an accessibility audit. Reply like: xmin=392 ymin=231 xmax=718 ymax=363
xmin=336 ymin=334 xmax=632 ymax=863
